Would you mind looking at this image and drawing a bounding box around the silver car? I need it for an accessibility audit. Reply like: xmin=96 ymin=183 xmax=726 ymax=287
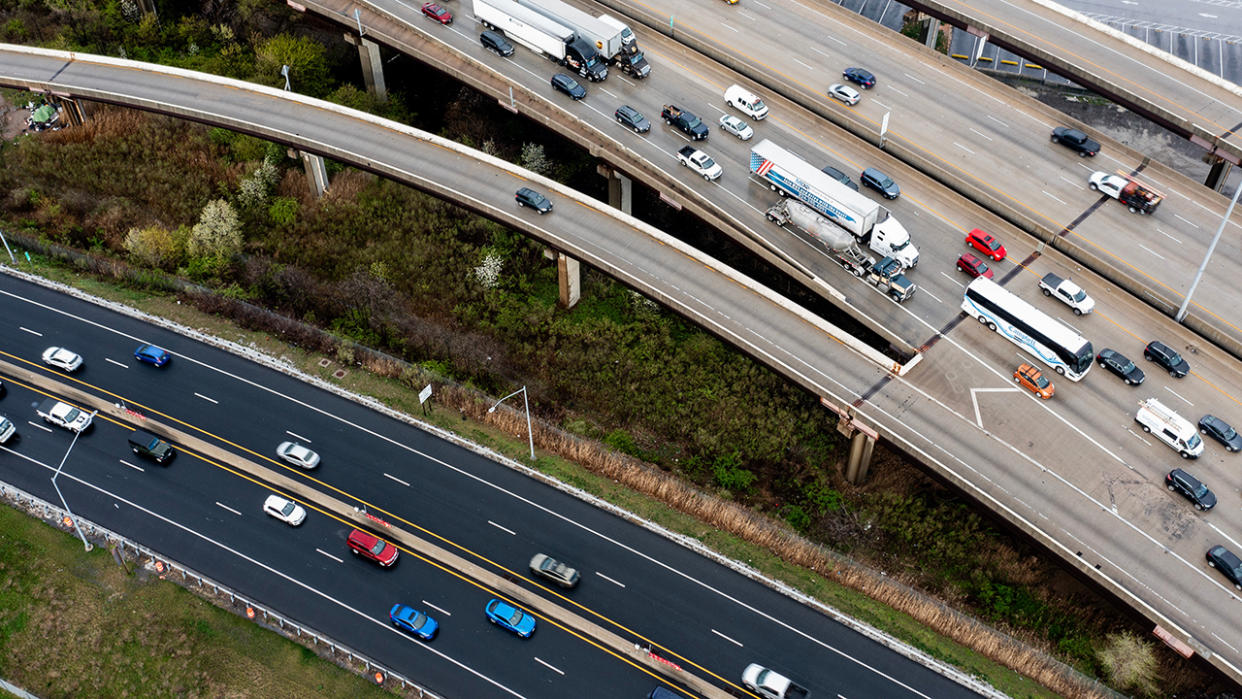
xmin=263 ymin=494 xmax=306 ymax=526
xmin=718 ymin=114 xmax=753 ymax=141
xmin=529 ymin=553 xmax=580 ymax=588
xmin=42 ymin=346 xmax=83 ymax=372
xmin=276 ymin=441 xmax=320 ymax=469
xmin=827 ymin=83 xmax=860 ymax=106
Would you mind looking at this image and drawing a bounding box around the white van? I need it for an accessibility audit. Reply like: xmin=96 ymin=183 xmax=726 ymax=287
xmin=1135 ymin=398 xmax=1203 ymax=458
xmin=724 ymin=84 xmax=769 ymax=120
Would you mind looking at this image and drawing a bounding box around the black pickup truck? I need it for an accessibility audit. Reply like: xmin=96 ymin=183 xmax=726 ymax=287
xmin=1050 ymin=126 xmax=1099 ymax=157
xmin=661 ymin=104 xmax=709 ymax=140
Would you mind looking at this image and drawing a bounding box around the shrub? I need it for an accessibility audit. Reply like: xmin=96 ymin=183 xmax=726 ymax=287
xmin=187 ymin=199 xmax=241 ymax=262
xmin=254 ymin=34 xmax=331 ymax=97
xmin=1097 ymin=632 xmax=1159 ymax=696
xmin=780 ymin=504 xmax=812 ymax=533
xmin=268 ymin=197 xmax=297 ymax=226
xmin=123 ymin=225 xmax=182 ymax=269
xmin=603 ymin=429 xmax=639 ymax=458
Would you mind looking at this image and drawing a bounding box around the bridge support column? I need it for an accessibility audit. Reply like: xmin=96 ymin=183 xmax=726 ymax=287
xmin=1206 ymin=157 xmax=1232 ymax=192
xmin=598 ymin=163 xmax=633 ymax=214
xmin=55 ymin=97 xmax=86 ymax=127
xmin=557 ymin=253 xmax=581 ymax=308
xmin=344 ymin=34 xmax=388 ymax=103
xmin=843 ymin=430 xmax=875 ymax=484
xmin=299 ymin=151 xmax=329 ymax=198
xmin=923 ymin=17 xmax=940 ymax=50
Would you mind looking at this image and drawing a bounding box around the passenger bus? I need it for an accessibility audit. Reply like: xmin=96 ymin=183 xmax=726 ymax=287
xmin=961 ymin=277 xmax=1093 ymax=381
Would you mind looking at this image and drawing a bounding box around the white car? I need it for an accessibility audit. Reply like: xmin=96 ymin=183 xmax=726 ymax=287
xmin=263 ymin=494 xmax=306 ymax=526
xmin=718 ymin=114 xmax=753 ymax=141
xmin=276 ymin=441 xmax=320 ymax=469
xmin=827 ymin=83 xmax=860 ymax=106
xmin=42 ymin=346 xmax=83 ymax=372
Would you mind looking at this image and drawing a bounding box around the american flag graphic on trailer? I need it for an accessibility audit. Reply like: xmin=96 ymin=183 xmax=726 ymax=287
xmin=750 ymin=152 xmax=774 ymax=177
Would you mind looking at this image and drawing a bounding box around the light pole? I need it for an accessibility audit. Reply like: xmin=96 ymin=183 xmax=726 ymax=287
xmin=51 ymin=410 xmax=97 ymax=551
xmin=1176 ymin=177 xmax=1242 ymax=322
xmin=280 ymin=64 xmax=291 ymax=92
xmin=488 ymin=386 xmax=534 ymax=461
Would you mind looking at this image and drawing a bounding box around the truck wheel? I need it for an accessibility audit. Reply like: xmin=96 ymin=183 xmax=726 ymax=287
xmin=1089 ymin=182 xmax=1099 ymax=191
xmin=1180 ymin=451 xmax=1191 ymax=459
xmin=853 ymin=268 xmax=864 ymax=278
xmin=1128 ymin=206 xmax=1137 ymax=213
xmin=986 ymin=322 xmax=997 ymax=332
xmin=1041 ymin=288 xmax=1051 ymax=297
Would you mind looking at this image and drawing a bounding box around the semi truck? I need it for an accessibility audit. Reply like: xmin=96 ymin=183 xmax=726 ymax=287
xmin=765 ymin=199 xmax=915 ymax=302
xmin=473 ymin=0 xmax=607 ymax=81
xmin=511 ymin=0 xmax=643 ymax=79
xmin=593 ymin=14 xmax=650 ymax=78
xmin=749 ymin=139 xmax=919 ymax=268
xmin=37 ymin=398 xmax=92 ymax=433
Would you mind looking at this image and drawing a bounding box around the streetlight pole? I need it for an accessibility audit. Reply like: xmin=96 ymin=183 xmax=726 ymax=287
xmin=280 ymin=64 xmax=291 ymax=92
xmin=488 ymin=386 xmax=535 ymax=461
xmin=1176 ymin=178 xmax=1242 ymax=322
xmin=51 ymin=410 xmax=97 ymax=551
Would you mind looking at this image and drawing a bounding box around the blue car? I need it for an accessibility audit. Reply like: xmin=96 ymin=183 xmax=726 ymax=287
xmin=134 ymin=344 xmax=170 ymax=367
xmin=484 ymin=598 xmax=535 ymax=638
xmin=389 ymin=603 xmax=438 ymax=641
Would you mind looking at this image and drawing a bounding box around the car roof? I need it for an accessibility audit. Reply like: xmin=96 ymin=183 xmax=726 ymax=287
xmin=1213 ymin=546 xmax=1242 ymax=565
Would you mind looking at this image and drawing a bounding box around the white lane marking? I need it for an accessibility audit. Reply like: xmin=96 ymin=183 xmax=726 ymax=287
xmin=1138 ymin=244 xmax=1166 ymax=260
xmin=939 ymin=272 xmax=965 ymax=289
xmin=720 ymin=22 xmax=739 ymax=32
xmin=488 ymin=520 xmax=516 ymax=535
xmin=968 ymin=127 xmax=993 ymax=141
xmin=534 ymin=657 xmax=564 ymax=675
xmin=917 ymin=286 xmax=943 ymax=304
xmin=194 ymin=392 xmax=218 ymax=404
xmin=749 ymin=0 xmax=770 ymax=7
xmin=1174 ymin=214 xmax=1200 ymax=228
xmin=971 ymin=388 xmax=983 ymax=428
xmin=712 ymin=628 xmax=744 ymax=647
xmin=826 ymin=35 xmax=847 ymax=47
xmin=1212 ymin=631 xmax=1240 ymax=655
xmin=598 ymin=87 xmax=618 ymax=100
xmin=285 ymin=430 xmax=310 ymax=442
xmin=1126 ymin=428 xmax=1150 ymax=446
xmin=595 ymin=571 xmax=626 ymax=587
xmin=384 ymin=472 xmax=411 ymax=486
xmin=423 ymin=600 xmax=451 ymax=616
xmin=1164 ymin=386 xmax=1193 ymax=406
xmin=810 ymin=46 xmax=831 ymax=58
xmin=19 ymin=326 xmax=42 ymax=336
xmin=794 ymin=57 xmax=815 ymax=71
xmin=1201 ymin=12 xmax=1219 ymax=18
xmin=216 ymin=502 xmax=242 ymax=516
xmin=986 ymin=114 xmax=1008 ymax=127
xmin=953 ymin=142 xmax=975 ymax=155
xmin=902 ymin=73 xmax=925 ymax=85
xmin=870 ymin=99 xmax=890 ymax=110
xmin=119 ymin=459 xmax=144 ymax=472
xmin=1059 ymin=175 xmax=1079 ymax=186
xmin=26 ymin=422 xmax=52 ymax=433
xmin=317 ymin=548 xmax=344 ymax=563
xmin=1206 ymin=523 xmax=1242 ymax=562
xmin=887 ymin=86 xmax=908 ymax=97
xmin=1042 ymin=191 xmax=1067 ymax=205
xmin=105 ymin=357 xmax=129 ymax=368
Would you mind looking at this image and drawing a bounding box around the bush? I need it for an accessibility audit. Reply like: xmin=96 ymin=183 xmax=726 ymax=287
xmin=123 ymin=225 xmax=182 ymax=269
xmin=187 ymin=199 xmax=241 ymax=263
xmin=1097 ymin=632 xmax=1159 ymax=696
xmin=254 ymin=34 xmax=331 ymax=97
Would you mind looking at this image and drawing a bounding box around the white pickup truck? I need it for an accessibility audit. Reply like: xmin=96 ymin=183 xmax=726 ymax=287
xmin=1039 ymin=273 xmax=1094 ymax=315
xmin=676 ymin=145 xmax=722 ymax=181
xmin=37 ymin=399 xmax=92 ymax=433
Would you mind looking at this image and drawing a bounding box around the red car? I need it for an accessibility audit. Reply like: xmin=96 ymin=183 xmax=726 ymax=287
xmin=965 ymin=228 xmax=1006 ymax=261
xmin=421 ymin=2 xmax=452 ymax=24
xmin=347 ymin=529 xmax=399 ymax=567
xmin=955 ymin=253 xmax=993 ymax=279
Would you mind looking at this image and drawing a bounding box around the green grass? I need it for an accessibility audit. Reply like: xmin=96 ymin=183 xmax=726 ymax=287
xmin=0 ymin=507 xmax=397 ymax=699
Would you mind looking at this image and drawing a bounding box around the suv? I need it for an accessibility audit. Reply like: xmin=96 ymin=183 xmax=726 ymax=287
xmin=515 ymin=187 xmax=553 ymax=214
xmin=842 ymin=66 xmax=876 ymax=88
xmin=1144 ymin=340 xmax=1190 ymax=377
xmin=820 ymin=165 xmax=859 ymax=191
xmin=1050 ymin=126 xmax=1099 ymax=157
xmin=614 ymin=105 xmax=650 ymax=134
xmin=347 ymin=529 xmax=399 ymax=566
xmin=1208 ymin=546 xmax=1242 ymax=589
xmin=1165 ymin=469 xmax=1216 ymax=510
xmin=860 ymin=167 xmax=899 ymax=199
xmin=480 ymin=30 xmax=514 ymax=57
xmin=128 ymin=430 xmax=174 ymax=464
xmin=550 ymin=73 xmax=586 ymax=100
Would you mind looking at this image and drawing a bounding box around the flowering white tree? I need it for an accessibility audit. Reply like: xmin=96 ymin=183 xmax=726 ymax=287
xmin=187 ymin=199 xmax=242 ymax=262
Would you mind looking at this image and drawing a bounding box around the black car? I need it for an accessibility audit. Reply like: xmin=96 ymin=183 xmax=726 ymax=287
xmin=515 ymin=187 xmax=553 ymax=214
xmin=1095 ymin=348 xmax=1145 ymax=385
xmin=1050 ymin=126 xmax=1099 ymax=157
xmin=614 ymin=105 xmax=651 ymax=133
xmin=551 ymin=73 xmax=586 ymax=100
xmin=860 ymin=167 xmax=899 ymax=199
xmin=1144 ymin=340 xmax=1190 ymax=378
xmin=1199 ymin=415 xmax=1242 ymax=452
xmin=842 ymin=67 xmax=876 ymax=88
xmin=480 ymin=30 xmax=515 ymax=57
xmin=1165 ymin=469 xmax=1216 ymax=511
xmin=821 ymin=165 xmax=859 ymax=191
xmin=1208 ymin=545 xmax=1242 ymax=590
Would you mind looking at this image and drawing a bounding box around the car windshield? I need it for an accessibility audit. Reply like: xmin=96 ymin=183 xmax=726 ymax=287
xmin=889 ymin=239 xmax=909 ymax=251
xmin=700 ymin=157 xmax=716 ymax=168
xmin=1167 ymin=350 xmax=1184 ymax=365
xmin=685 ymin=115 xmax=702 ymax=129
xmin=752 ymin=98 xmax=766 ymax=110
xmin=409 ymin=611 xmax=426 ymax=627
xmin=878 ymin=175 xmax=894 ymax=187
xmin=1035 ymin=375 xmax=1050 ymax=389
xmin=64 ymin=408 xmax=80 ymax=421
xmin=1188 ymin=434 xmax=1202 ymax=449
xmin=1192 ymin=483 xmax=1209 ymax=498
xmin=985 ymin=238 xmax=1000 ymax=250
xmin=1070 ymin=289 xmax=1086 ymax=302
xmin=1224 ymin=426 xmax=1238 ymax=440
xmin=1119 ymin=360 xmax=1135 ymax=372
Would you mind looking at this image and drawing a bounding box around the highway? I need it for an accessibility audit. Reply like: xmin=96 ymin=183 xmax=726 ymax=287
xmin=324 ymin=0 xmax=1242 ymax=362
xmin=6 ymin=43 xmax=1242 ymax=685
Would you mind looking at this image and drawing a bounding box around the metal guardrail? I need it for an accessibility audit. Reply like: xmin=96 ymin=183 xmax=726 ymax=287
xmin=0 ymin=478 xmax=442 ymax=699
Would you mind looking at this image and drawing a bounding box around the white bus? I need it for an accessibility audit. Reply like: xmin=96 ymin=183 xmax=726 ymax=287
xmin=961 ymin=277 xmax=1093 ymax=381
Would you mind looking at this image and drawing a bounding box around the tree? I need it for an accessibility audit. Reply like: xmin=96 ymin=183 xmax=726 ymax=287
xmin=254 ymin=34 xmax=331 ymax=97
xmin=187 ymin=199 xmax=242 ymax=268
xmin=519 ymin=143 xmax=553 ymax=176
xmin=1096 ymin=631 xmax=1159 ymax=696
xmin=123 ymin=225 xmax=182 ymax=270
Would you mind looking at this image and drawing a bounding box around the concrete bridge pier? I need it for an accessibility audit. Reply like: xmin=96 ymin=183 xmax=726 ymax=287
xmin=557 ymin=254 xmax=581 ymax=308
xmin=344 ymin=34 xmax=388 ymax=103
xmin=1206 ymin=157 xmax=1232 ymax=193
xmin=55 ymin=97 xmax=86 ymax=127
xmin=299 ymin=151 xmax=329 ymax=198
xmin=602 ymin=165 xmax=633 ymax=214
xmin=832 ymin=404 xmax=877 ymax=484
xmin=923 ymin=17 xmax=940 ymax=49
